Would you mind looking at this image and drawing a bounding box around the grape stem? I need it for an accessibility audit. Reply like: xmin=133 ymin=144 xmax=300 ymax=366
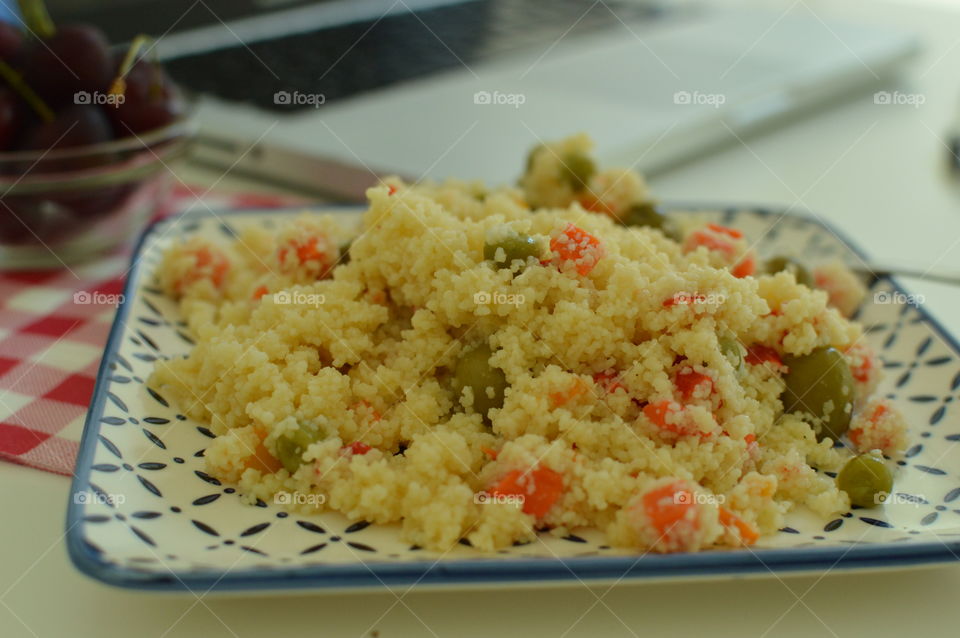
xmin=108 ymin=35 xmax=151 ymax=100
xmin=0 ymin=59 xmax=54 ymax=122
xmin=16 ymin=0 xmax=56 ymax=40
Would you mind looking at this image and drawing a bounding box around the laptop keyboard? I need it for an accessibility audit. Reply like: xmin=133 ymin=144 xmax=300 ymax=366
xmin=164 ymin=0 xmax=662 ymax=111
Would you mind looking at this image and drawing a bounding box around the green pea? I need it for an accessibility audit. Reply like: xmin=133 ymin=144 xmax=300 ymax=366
xmin=780 ymin=346 xmax=855 ymax=442
xmin=275 ymin=427 xmax=322 ymax=474
xmin=622 ymin=202 xmax=681 ymax=241
xmin=719 ymin=335 xmax=744 ymax=372
xmin=837 ymin=453 xmax=893 ymax=508
xmin=453 ymin=343 xmax=508 ymax=423
xmin=765 ymin=256 xmax=813 ymax=287
xmin=560 ymin=151 xmax=595 ymax=192
xmin=483 ymin=231 xmax=542 ymax=271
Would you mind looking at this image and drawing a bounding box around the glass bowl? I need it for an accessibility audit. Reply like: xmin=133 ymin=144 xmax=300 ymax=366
xmin=0 ymin=106 xmax=196 ymax=269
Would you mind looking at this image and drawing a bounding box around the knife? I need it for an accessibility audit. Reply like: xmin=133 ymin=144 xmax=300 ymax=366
xmin=189 ymin=132 xmax=412 ymax=202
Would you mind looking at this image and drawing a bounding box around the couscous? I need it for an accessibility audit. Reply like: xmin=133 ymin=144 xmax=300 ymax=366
xmin=150 ymin=135 xmax=908 ymax=552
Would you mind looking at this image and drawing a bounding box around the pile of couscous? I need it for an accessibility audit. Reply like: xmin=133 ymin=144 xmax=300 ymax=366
xmin=151 ymin=134 xmax=908 ymax=552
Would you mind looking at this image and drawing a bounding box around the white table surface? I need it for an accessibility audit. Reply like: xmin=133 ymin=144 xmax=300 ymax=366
xmin=4 ymin=1 xmax=960 ymax=636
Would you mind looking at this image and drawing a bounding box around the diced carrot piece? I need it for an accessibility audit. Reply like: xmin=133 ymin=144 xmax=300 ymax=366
xmin=870 ymin=403 xmax=888 ymax=422
xmin=707 ymin=223 xmax=743 ymax=239
xmin=644 ymin=400 xmax=713 ymax=439
xmin=744 ymin=433 xmax=756 ymax=445
xmin=194 ymin=246 xmax=213 ymax=268
xmin=550 ymin=378 xmax=589 ymax=407
xmin=480 ymin=447 xmax=499 ymax=460
xmin=674 ymin=369 xmax=714 ymax=401
xmin=175 ymin=246 xmax=230 ymax=294
xmin=745 ymin=345 xmax=782 ymax=367
xmin=578 ymin=193 xmax=614 ymax=215
xmin=643 ymin=400 xmax=677 ymax=429
xmin=731 ymin=253 xmax=756 ymax=278
xmin=848 ymin=417 xmax=894 ymax=452
xmin=593 ymin=370 xmax=624 ymax=393
xmin=683 ymin=229 xmax=737 ymax=259
xmin=177 ymin=246 xmax=229 ymax=293
xmin=296 ymin=236 xmax=324 ymax=263
xmin=244 ymin=438 xmax=284 ymax=474
xmin=387 ymin=184 xmax=398 ymax=195
xmin=252 ymin=285 xmax=269 ymax=300
xmin=718 ymin=506 xmax=759 ymax=545
xmin=352 ymin=400 xmax=382 ymax=422
xmin=549 ymin=223 xmax=603 ymax=276
xmin=847 ymin=344 xmax=874 ymax=384
xmin=642 ymin=480 xmax=699 ymax=538
xmin=344 ymin=441 xmax=371 ymax=455
xmin=279 ymin=235 xmax=332 ymax=271
xmin=211 ymin=262 xmax=229 ymax=289
xmin=490 ymin=466 xmax=564 ymax=518
xmin=848 ymin=428 xmax=862 ymax=448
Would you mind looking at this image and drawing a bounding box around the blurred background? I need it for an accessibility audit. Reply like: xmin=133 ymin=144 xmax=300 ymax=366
xmin=22 ymin=0 xmax=927 ymax=188
xmin=0 ymin=0 xmax=953 ymax=261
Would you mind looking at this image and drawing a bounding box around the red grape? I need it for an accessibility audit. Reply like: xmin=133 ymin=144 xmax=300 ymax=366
xmin=109 ymin=56 xmax=185 ymax=135
xmin=23 ymin=25 xmax=112 ymax=106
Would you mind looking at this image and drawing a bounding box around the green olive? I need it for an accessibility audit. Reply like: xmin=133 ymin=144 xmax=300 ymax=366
xmin=484 ymin=231 xmax=542 ymax=270
xmin=765 ymin=256 xmax=813 ymax=287
xmin=780 ymin=346 xmax=855 ymax=442
xmin=560 ymin=151 xmax=595 ymax=192
xmin=622 ymin=202 xmax=681 ymax=241
xmin=837 ymin=453 xmax=893 ymax=507
xmin=453 ymin=343 xmax=508 ymax=423
xmin=275 ymin=427 xmax=322 ymax=474
xmin=719 ymin=335 xmax=744 ymax=372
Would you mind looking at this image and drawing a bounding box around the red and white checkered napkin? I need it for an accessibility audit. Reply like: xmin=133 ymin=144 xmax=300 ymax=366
xmin=0 ymin=186 xmax=305 ymax=476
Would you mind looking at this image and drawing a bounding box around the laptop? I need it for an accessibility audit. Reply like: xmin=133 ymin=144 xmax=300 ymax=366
xmin=51 ymin=0 xmax=919 ymax=197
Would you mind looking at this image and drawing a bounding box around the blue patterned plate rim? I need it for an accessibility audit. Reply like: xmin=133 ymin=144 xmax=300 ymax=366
xmin=65 ymin=202 xmax=960 ymax=591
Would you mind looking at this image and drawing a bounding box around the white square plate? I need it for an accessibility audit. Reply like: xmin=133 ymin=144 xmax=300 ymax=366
xmin=67 ymin=205 xmax=960 ymax=591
